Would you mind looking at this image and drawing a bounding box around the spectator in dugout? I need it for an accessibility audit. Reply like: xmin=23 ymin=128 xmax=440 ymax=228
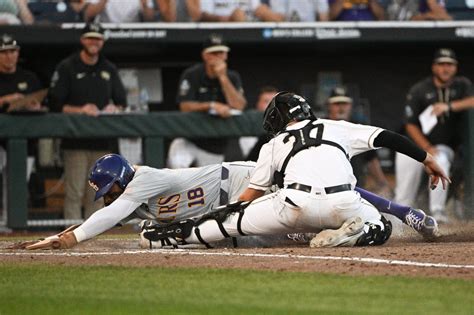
xmin=329 ymin=0 xmax=385 ymax=20
xmin=199 ymin=0 xmax=282 ymax=22
xmin=47 ymin=23 xmax=126 ymax=221
xmin=268 ymin=0 xmax=329 ymax=21
xmin=167 ymin=33 xmax=247 ymax=169
xmin=0 ymin=34 xmax=45 ymax=195
xmin=326 ymin=86 xmax=393 ymax=198
xmin=0 ymin=34 xmax=43 ymax=113
xmin=395 ymin=48 xmax=474 ymax=223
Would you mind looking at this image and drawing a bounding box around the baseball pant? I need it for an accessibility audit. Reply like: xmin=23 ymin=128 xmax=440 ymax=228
xmin=63 ymin=150 xmax=107 ymax=220
xmin=185 ymin=188 xmax=382 ymax=244
xmin=167 ymin=138 xmax=224 ymax=169
xmin=394 ymin=144 xmax=454 ymax=213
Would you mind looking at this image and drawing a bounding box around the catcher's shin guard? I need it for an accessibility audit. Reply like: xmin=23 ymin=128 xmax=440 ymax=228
xmin=140 ymin=219 xmax=195 ymax=249
xmin=194 ymin=200 xmax=251 ymax=248
xmin=355 ymin=215 xmax=392 ymax=246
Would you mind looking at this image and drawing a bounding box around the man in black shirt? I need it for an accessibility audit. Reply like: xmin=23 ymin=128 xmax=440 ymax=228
xmin=0 ymin=34 xmax=43 ymax=113
xmin=167 ymin=34 xmax=247 ymax=168
xmin=48 ymin=23 xmax=126 ymax=221
xmin=395 ymin=48 xmax=474 ymax=223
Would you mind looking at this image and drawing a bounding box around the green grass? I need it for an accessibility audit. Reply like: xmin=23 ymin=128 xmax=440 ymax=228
xmin=0 ymin=264 xmax=472 ymax=315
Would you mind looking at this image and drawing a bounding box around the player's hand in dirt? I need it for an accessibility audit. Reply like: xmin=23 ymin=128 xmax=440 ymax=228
xmin=423 ymin=153 xmax=451 ymax=190
xmin=25 ymin=232 xmax=78 ymax=250
xmin=8 ymin=224 xmax=80 ymax=250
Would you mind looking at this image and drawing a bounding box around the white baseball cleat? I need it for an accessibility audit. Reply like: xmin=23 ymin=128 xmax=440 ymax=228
xmin=310 ymin=217 xmax=364 ymax=248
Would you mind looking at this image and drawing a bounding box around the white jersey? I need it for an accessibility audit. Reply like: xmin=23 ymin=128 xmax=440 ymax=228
xmin=249 ymin=119 xmax=383 ymax=191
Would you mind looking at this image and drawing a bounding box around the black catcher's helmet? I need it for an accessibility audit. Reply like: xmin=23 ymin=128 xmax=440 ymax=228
xmin=262 ymin=92 xmax=315 ymax=135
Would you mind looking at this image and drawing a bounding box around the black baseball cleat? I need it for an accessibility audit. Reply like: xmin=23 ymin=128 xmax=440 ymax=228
xmin=404 ymin=208 xmax=439 ymax=239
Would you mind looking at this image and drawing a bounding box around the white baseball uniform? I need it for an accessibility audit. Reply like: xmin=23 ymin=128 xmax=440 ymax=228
xmin=185 ymin=119 xmax=386 ymax=244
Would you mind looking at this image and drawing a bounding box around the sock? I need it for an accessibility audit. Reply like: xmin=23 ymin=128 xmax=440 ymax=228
xmin=355 ymin=187 xmax=411 ymax=223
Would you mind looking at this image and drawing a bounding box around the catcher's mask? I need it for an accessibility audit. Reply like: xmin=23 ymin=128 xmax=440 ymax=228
xmin=88 ymin=154 xmax=135 ymax=201
xmin=262 ymin=91 xmax=315 ymax=136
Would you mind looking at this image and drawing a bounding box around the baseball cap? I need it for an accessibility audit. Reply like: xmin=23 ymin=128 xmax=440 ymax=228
xmin=328 ymin=86 xmax=353 ymax=104
xmin=81 ymin=23 xmax=105 ymax=39
xmin=0 ymin=34 xmax=20 ymax=51
xmin=202 ymin=34 xmax=230 ymax=54
xmin=433 ymin=48 xmax=457 ymax=64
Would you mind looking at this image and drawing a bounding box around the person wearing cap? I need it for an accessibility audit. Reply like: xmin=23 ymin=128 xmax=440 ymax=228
xmin=395 ymin=48 xmax=474 ymax=223
xmin=48 ymin=23 xmax=127 ymax=221
xmin=0 ymin=34 xmax=42 ymax=112
xmin=326 ymin=86 xmax=393 ymax=198
xmin=168 ymin=34 xmax=247 ymax=169
xmin=0 ymin=33 xmax=44 ymax=210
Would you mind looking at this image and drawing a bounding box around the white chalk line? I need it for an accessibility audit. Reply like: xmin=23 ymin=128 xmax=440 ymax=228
xmin=1 ymin=249 xmax=473 ymax=270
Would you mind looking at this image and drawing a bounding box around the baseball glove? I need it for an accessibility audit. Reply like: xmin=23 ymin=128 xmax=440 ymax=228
xmin=8 ymin=224 xmax=79 ymax=250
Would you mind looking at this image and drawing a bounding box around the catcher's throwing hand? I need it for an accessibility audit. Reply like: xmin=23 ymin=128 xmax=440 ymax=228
xmin=423 ymin=153 xmax=451 ymax=190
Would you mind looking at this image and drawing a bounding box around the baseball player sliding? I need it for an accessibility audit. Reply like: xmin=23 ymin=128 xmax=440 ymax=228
xmin=15 ymin=92 xmax=448 ymax=250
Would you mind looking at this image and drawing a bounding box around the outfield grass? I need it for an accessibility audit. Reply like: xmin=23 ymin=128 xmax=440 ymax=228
xmin=0 ymin=264 xmax=472 ymax=315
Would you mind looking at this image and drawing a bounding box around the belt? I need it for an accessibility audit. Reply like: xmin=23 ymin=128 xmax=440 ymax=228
xmin=287 ymin=183 xmax=351 ymax=194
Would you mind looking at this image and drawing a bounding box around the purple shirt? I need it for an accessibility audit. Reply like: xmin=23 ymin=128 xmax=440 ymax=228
xmin=329 ymin=0 xmax=379 ymax=21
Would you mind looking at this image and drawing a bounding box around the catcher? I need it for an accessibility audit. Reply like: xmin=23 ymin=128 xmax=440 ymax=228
xmin=13 ymin=96 xmax=446 ymax=249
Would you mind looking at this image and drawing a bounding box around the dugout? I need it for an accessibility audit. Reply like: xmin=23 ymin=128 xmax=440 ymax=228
xmin=0 ymin=22 xmax=473 ymax=228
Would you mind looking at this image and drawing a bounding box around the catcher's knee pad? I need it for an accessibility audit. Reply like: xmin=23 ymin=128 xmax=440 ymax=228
xmin=141 ymin=219 xmax=195 ymax=248
xmin=355 ymin=215 xmax=392 ymax=246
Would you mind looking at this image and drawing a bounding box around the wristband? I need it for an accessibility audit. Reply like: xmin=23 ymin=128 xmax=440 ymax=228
xmin=447 ymin=102 xmax=452 ymax=111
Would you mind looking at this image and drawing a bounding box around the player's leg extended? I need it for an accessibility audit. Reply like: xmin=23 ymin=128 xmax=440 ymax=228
xmin=355 ymin=187 xmax=439 ymax=238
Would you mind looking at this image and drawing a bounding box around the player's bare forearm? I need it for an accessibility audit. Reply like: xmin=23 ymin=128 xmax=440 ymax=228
xmin=179 ymin=101 xmax=214 ymax=112
xmin=218 ymin=76 xmax=246 ymax=110
xmin=451 ymin=96 xmax=474 ymax=112
xmin=239 ymin=188 xmax=265 ymax=201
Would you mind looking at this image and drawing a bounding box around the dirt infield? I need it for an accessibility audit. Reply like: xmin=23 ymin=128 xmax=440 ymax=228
xmin=1 ymin=222 xmax=473 ymax=280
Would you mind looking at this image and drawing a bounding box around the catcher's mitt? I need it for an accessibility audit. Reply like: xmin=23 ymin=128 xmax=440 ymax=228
xmin=8 ymin=224 xmax=80 ymax=250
